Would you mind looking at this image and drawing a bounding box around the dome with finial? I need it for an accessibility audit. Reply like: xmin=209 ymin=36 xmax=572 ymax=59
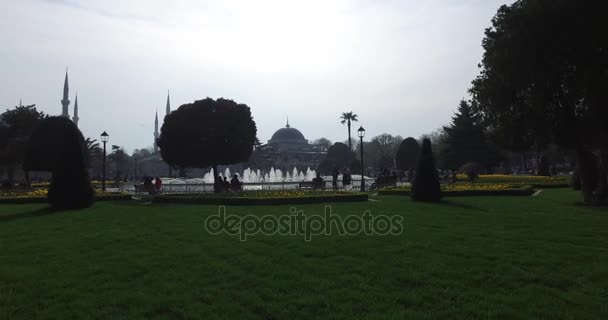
xmin=269 ymin=117 xmax=307 ymax=144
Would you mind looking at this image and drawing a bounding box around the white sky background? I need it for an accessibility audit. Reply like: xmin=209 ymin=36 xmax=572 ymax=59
xmin=0 ymin=0 xmax=510 ymax=153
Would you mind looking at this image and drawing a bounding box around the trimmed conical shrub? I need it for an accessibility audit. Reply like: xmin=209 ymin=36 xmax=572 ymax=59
xmin=411 ymin=138 xmax=442 ymax=202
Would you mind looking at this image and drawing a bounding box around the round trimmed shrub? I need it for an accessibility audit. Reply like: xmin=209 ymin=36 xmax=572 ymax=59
xmin=24 ymin=117 xmax=94 ymax=209
xmin=395 ymin=137 xmax=419 ymax=170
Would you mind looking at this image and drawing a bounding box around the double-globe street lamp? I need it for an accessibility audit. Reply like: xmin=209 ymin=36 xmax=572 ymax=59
xmin=100 ymin=131 xmax=109 ymax=192
xmin=357 ymin=126 xmax=366 ymax=192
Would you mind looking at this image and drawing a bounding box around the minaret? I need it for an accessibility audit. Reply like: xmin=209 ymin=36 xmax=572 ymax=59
xmin=154 ymin=110 xmax=159 ymax=154
xmin=19 ymin=99 xmax=22 ymax=107
xmin=166 ymin=90 xmax=171 ymax=115
xmin=72 ymin=93 xmax=79 ymax=127
xmin=61 ymin=70 xmax=70 ymax=118
xmin=286 ymin=116 xmax=290 ymax=128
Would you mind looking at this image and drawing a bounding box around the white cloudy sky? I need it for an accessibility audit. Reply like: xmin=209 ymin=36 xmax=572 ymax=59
xmin=0 ymin=0 xmax=509 ymax=152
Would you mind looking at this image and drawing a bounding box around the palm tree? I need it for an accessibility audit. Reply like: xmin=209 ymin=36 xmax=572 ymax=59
xmin=84 ymin=138 xmax=101 ymax=169
xmin=340 ymin=112 xmax=358 ymax=150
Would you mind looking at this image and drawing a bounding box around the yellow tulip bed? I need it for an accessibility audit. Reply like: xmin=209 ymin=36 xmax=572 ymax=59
xmin=0 ymin=189 xmax=131 ymax=204
xmin=154 ymin=190 xmax=369 ymax=205
xmin=443 ymin=183 xmax=514 ymax=191
xmin=455 ymin=174 xmax=568 ymax=187
xmin=379 ymin=183 xmax=535 ymax=197
xmin=31 ymin=180 xmax=121 ymax=187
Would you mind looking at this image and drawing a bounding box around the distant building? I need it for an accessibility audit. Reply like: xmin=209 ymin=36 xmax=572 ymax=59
xmin=255 ymin=118 xmax=326 ymax=171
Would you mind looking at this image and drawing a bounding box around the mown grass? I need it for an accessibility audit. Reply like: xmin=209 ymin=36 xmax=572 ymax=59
xmin=0 ymin=189 xmax=607 ymax=319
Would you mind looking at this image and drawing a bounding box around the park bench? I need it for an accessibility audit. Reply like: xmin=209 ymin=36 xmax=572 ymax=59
xmin=298 ymin=181 xmax=325 ymax=190
xmin=133 ymin=184 xmax=158 ymax=195
xmin=369 ymin=176 xmax=398 ymax=191
xmin=298 ymin=181 xmax=315 ymax=190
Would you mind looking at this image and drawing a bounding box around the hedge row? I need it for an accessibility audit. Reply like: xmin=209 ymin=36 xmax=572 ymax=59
xmin=0 ymin=194 xmax=132 ymax=204
xmin=378 ymin=186 xmax=535 ymax=197
xmin=526 ymin=182 xmax=569 ymax=188
xmin=153 ymin=193 xmax=369 ymax=205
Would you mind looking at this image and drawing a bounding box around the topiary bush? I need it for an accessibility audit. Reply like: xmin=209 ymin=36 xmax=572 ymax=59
xmin=24 ymin=117 xmax=94 ymax=209
xmin=411 ymin=138 xmax=442 ymax=202
xmin=395 ymin=137 xmax=420 ymax=171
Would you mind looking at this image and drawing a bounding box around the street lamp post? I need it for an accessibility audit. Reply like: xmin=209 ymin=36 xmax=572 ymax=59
xmin=100 ymin=131 xmax=109 ymax=192
xmin=357 ymin=126 xmax=366 ymax=192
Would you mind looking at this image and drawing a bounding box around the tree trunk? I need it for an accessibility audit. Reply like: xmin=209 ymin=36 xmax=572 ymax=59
xmin=576 ymin=148 xmax=604 ymax=205
xmin=24 ymin=170 xmax=30 ymax=188
xmin=212 ymin=164 xmax=220 ymax=193
xmin=596 ymin=149 xmax=608 ymax=205
xmin=347 ymin=121 xmax=352 ymax=151
xmin=7 ymin=166 xmax=15 ymax=183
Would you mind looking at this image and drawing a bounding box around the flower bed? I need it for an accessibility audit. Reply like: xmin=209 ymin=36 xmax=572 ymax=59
xmin=455 ymin=174 xmax=569 ymax=188
xmin=379 ymin=184 xmax=535 ymax=197
xmin=0 ymin=190 xmax=131 ymax=204
xmin=154 ymin=191 xmax=368 ymax=205
xmin=30 ymin=180 xmax=122 ymax=188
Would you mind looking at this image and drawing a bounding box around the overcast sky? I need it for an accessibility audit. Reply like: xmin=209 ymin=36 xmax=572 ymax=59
xmin=1 ymin=0 xmax=510 ymax=153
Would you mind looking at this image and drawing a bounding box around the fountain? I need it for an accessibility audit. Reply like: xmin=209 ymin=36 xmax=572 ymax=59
xmin=127 ymin=166 xmax=375 ymax=194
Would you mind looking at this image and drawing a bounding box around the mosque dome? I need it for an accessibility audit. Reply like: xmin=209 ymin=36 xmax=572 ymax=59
xmin=269 ymin=119 xmax=307 ymax=144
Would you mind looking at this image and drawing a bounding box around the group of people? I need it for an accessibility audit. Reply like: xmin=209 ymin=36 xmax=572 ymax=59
xmin=308 ymin=168 xmax=353 ymax=190
xmin=374 ymin=168 xmax=399 ymax=187
xmin=214 ymin=174 xmax=242 ymax=193
xmin=142 ymin=176 xmax=163 ymax=194
xmin=331 ymin=168 xmax=352 ymax=190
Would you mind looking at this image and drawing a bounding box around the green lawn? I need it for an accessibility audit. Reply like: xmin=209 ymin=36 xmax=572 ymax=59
xmin=1 ymin=189 xmax=607 ymax=319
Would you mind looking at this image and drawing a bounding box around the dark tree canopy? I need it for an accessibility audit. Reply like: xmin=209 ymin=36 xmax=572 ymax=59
xmin=157 ymin=98 xmax=257 ymax=182
xmin=395 ymin=137 xmax=419 ymax=170
xmin=24 ymin=117 xmax=94 ymax=209
xmin=313 ymin=137 xmax=332 ymax=152
xmin=441 ymin=100 xmax=502 ymax=171
xmin=317 ymin=142 xmax=356 ymax=174
xmin=0 ymin=105 xmax=46 ymax=180
xmin=411 ymin=138 xmax=441 ymax=203
xmin=470 ymin=0 xmax=608 ymax=204
xmin=108 ymin=147 xmax=131 ymax=180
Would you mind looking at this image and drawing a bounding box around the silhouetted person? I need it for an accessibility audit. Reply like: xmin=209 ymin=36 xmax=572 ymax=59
xmin=214 ymin=176 xmax=223 ymax=193
xmin=342 ymin=168 xmax=351 ymax=190
xmin=230 ymin=174 xmax=242 ymax=191
xmin=223 ymin=176 xmax=230 ymax=192
xmin=143 ymin=176 xmax=156 ymax=194
xmin=312 ymin=173 xmax=324 ymax=190
xmin=332 ymin=168 xmax=339 ymax=190
xmin=155 ymin=176 xmax=162 ymax=192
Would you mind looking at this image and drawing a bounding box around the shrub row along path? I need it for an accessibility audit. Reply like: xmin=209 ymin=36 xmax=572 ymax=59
xmin=0 ymin=189 xmax=607 ymax=319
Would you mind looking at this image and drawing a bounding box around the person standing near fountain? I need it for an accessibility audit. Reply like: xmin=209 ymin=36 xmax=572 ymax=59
xmin=223 ymin=176 xmax=230 ymax=192
xmin=332 ymin=168 xmax=339 ymax=190
xmin=155 ymin=176 xmax=163 ymax=193
xmin=342 ymin=168 xmax=352 ymax=190
xmin=230 ymin=174 xmax=242 ymax=192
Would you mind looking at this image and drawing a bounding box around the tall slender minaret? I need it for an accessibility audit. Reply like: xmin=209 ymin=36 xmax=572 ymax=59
xmin=61 ymin=70 xmax=70 ymax=118
xmin=19 ymin=99 xmax=22 ymax=107
xmin=154 ymin=110 xmax=159 ymax=154
xmin=166 ymin=90 xmax=171 ymax=115
xmin=72 ymin=93 xmax=79 ymax=127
